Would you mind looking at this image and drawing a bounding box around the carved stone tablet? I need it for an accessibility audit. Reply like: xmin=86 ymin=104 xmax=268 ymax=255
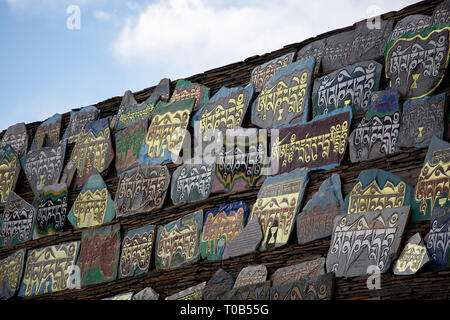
xmin=398 ymin=93 xmax=445 ymax=149
xmin=171 ymin=162 xmax=214 ymax=205
xmin=0 ymin=122 xmax=28 ymax=158
xmin=169 ymin=79 xmax=209 ymax=111
xmin=251 ymin=58 xmax=315 ymax=128
xmin=200 ymin=201 xmax=248 ymax=261
xmin=297 ymin=175 xmax=344 ymax=245
xmin=271 ymin=257 xmax=325 ymax=287
xmin=296 ymin=39 xmax=326 ymax=75
xmin=166 ymin=282 xmax=206 ymax=300
xmin=233 ymin=265 xmax=267 ymax=289
xmin=0 ymin=249 xmax=25 ymax=300
xmin=272 ymin=107 xmax=352 ymax=174
xmin=321 ymin=30 xmax=354 ymax=73
xmin=251 ymin=168 xmax=309 ymax=252
xmin=250 ymin=53 xmax=295 ymax=92
xmin=67 ymin=173 xmax=116 ymax=229
xmin=18 ymin=241 xmax=80 ymax=296
xmin=113 ymin=90 xmax=138 ymax=131
xmin=431 ymin=0 xmax=450 ymax=25
xmin=0 ymin=191 xmax=36 ymax=247
xmin=203 ymin=269 xmax=235 ymax=300
xmin=326 ymin=206 xmax=410 ymax=277
xmin=412 ymin=138 xmax=450 ymax=221
xmin=114 ymin=165 xmax=170 ymax=217
xmin=222 ymin=217 xmax=262 ymax=260
xmin=155 ymin=210 xmax=203 ymax=270
xmin=0 ymin=145 xmax=20 ymax=205
xmin=103 ymin=292 xmax=134 ymax=300
xmin=33 ymin=183 xmax=68 ymax=239
xmin=426 ymin=208 xmax=450 ymax=268
xmin=312 ymin=60 xmax=382 ymax=117
xmin=344 ymin=168 xmax=413 ymax=215
xmin=348 ymin=88 xmax=401 ymax=163
xmin=62 ymin=106 xmax=100 ymax=144
xmin=388 ymin=15 xmax=431 ymax=42
xmin=152 ymin=78 xmax=171 ymax=102
xmin=270 ymin=273 xmax=334 ymax=300
xmin=385 ymin=24 xmax=450 ymax=99
xmin=24 ymin=139 xmax=66 ymax=196
xmin=219 ymin=281 xmax=270 ymax=300
xmin=71 ymin=117 xmax=114 ymax=188
xmin=214 ymin=128 xmax=268 ymax=194
xmin=139 ymin=98 xmax=194 ymax=165
xmin=118 ymin=225 xmax=155 ymax=278
xmin=29 ymin=113 xmax=62 ymax=151
xmin=77 ymin=224 xmax=121 ymax=286
xmin=115 ymin=95 xmax=157 ymax=132
xmin=115 ymin=121 xmax=147 ymax=174
xmin=393 ymin=232 xmax=431 ymax=275
xmin=59 ymin=159 xmax=76 ymax=188
xmin=133 ymin=287 xmax=160 ymax=300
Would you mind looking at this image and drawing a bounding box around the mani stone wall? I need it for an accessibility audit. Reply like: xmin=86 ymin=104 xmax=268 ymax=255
xmin=1 ymin=0 xmax=450 ymax=300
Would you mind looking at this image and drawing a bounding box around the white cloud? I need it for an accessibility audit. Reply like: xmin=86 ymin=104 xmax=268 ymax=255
xmin=112 ymin=0 xmax=419 ymax=80
xmin=93 ymin=9 xmax=112 ymax=21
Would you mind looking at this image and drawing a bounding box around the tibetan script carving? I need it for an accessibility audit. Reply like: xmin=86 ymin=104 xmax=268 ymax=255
xmin=296 ymin=39 xmax=326 ymax=76
xmin=222 ymin=217 xmax=262 ymax=260
xmin=426 ymin=209 xmax=450 ymax=268
xmin=250 ymin=53 xmax=295 ymax=92
xmin=393 ymin=232 xmax=430 ymax=275
xmin=431 ymin=0 xmax=450 ymax=25
xmin=0 ymin=249 xmax=25 ymax=300
xmin=203 ymin=269 xmax=235 ymax=301
xmin=0 ymin=145 xmax=20 ymax=205
xmin=114 ymin=165 xmax=170 ymax=217
xmin=326 ymin=206 xmax=410 ymax=277
xmin=29 ymin=113 xmax=61 ymax=151
xmin=113 ymin=90 xmax=137 ymax=131
xmin=155 ymin=210 xmax=203 ymax=270
xmin=270 ymin=273 xmax=334 ymax=300
xmin=0 ymin=122 xmax=28 ymax=159
xmin=389 ymin=15 xmax=431 ymax=42
xmin=169 ymin=79 xmax=209 ymax=111
xmin=166 ymin=282 xmax=206 ymax=300
xmin=219 ymin=282 xmax=270 ymax=300
xmin=271 ymin=257 xmax=326 ymax=287
xmin=115 ymin=121 xmax=147 ymax=174
xmin=115 ymin=95 xmax=157 ymax=132
xmin=62 ymin=106 xmax=99 ymax=144
xmin=251 ymin=58 xmax=315 ymax=128
xmin=233 ymin=265 xmax=267 ymax=289
xmin=171 ymin=162 xmax=214 ymax=205
xmin=133 ymin=287 xmax=160 ymax=300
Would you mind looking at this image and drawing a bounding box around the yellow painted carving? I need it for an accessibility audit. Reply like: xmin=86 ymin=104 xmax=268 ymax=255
xmin=0 ymin=253 xmax=23 ymax=290
xmin=0 ymin=156 xmax=17 ymax=202
xmin=411 ymin=74 xmax=420 ymax=88
xmin=157 ymin=223 xmax=198 ymax=267
xmin=73 ymin=188 xmax=108 ymax=228
xmin=395 ymin=243 xmax=426 ymax=273
xmin=418 ymin=127 xmax=424 ymax=138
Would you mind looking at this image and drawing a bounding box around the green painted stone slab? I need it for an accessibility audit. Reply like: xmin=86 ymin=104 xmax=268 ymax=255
xmin=115 ymin=121 xmax=147 ymax=175
xmin=169 ymin=79 xmax=209 ymax=111
xmin=115 ymin=95 xmax=157 ymax=132
xmin=62 ymin=106 xmax=100 ymax=144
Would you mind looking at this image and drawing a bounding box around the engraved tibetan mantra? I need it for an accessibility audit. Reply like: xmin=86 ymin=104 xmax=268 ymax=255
xmin=71 ymin=117 xmax=114 ymax=188
xmin=166 ymin=282 xmax=206 ymax=300
xmin=77 ymin=224 xmax=121 ymax=286
xmin=250 ymin=52 xmax=295 ymax=92
xmin=0 ymin=192 xmax=36 ymax=247
xmin=385 ymin=23 xmax=450 ymax=99
xmin=213 ymin=129 xmax=268 ymax=193
xmin=169 ymin=79 xmax=209 ymax=111
xmin=115 ymin=95 xmax=157 ymax=132
xmin=271 ymin=107 xmax=351 ymax=174
xmin=115 ymin=121 xmax=147 ymax=174
xmin=113 ymin=90 xmax=137 ymax=131
xmin=114 ymin=165 xmax=170 ymax=217
xmin=33 ymin=183 xmax=68 ymax=239
xmin=426 ymin=210 xmax=450 ymax=268
xmin=29 ymin=113 xmax=62 ymax=151
xmin=0 ymin=249 xmax=25 ymax=300
xmin=200 ymin=201 xmax=248 ymax=261
xmin=0 ymin=122 xmax=28 ymax=159
xmin=23 ymin=139 xmax=66 ymax=196
xmin=118 ymin=225 xmax=155 ymax=278
xmin=219 ymin=282 xmax=270 ymax=300
xmin=62 ymin=106 xmax=99 ymax=144
xmin=270 ymin=273 xmax=334 ymax=300
xmin=296 ymin=39 xmax=326 ymax=76
xmin=348 ymin=88 xmax=401 ymax=163
xmin=312 ymin=60 xmax=382 ymax=117
xmin=432 ymin=0 xmax=450 ymax=25
xmin=155 ymin=210 xmax=203 ymax=270
xmin=326 ymin=206 xmax=410 ymax=277
xmin=18 ymin=241 xmax=80 ymax=297
xmin=343 ymin=169 xmax=413 ymax=215
xmin=270 ymin=257 xmax=325 ymax=287
xmin=203 ymin=269 xmax=235 ymax=300
xmin=296 ymin=174 xmax=345 ymax=245
xmin=251 ymin=168 xmax=309 ymax=252
xmin=251 ymin=57 xmax=315 ymax=129
xmin=0 ymin=145 xmax=20 ymax=205
xmin=170 ymin=162 xmax=214 ymax=205
xmin=393 ymin=232 xmax=430 ymax=275
xmin=67 ymin=173 xmax=115 ymax=229
xmin=398 ymin=93 xmax=445 ymax=149
xmin=139 ymin=98 xmax=194 ymax=165
xmin=233 ymin=265 xmax=267 ymax=289
xmin=388 ymin=15 xmax=431 ymax=42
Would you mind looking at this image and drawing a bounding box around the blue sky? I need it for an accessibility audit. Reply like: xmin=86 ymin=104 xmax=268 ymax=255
xmin=0 ymin=0 xmax=418 ymax=131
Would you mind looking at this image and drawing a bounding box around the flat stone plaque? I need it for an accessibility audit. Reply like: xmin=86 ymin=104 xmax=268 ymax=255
xmin=250 ymin=53 xmax=295 ymax=92
xmin=169 ymin=79 xmax=209 ymax=111
xmin=326 ymin=206 xmax=410 ymax=277
xmin=297 ymin=175 xmax=344 ymax=245
xmin=0 ymin=145 xmax=20 ymax=205
xmin=115 ymin=95 xmax=157 ymax=132
xmin=71 ymin=117 xmax=114 ymax=188
xmin=388 ymin=15 xmax=431 ymax=42
xmin=220 ymin=282 xmax=270 ymax=300
xmin=77 ymin=224 xmax=121 ymax=287
xmin=133 ymin=287 xmax=160 ymax=300
xmin=272 ymin=107 xmax=352 ymax=174
xmin=62 ymin=106 xmax=100 ymax=144
xmin=200 ymin=201 xmax=247 ymax=261
xmin=29 ymin=113 xmax=62 ymax=151
xmin=166 ymin=282 xmax=206 ymax=300
xmin=426 ymin=208 xmax=450 ymax=268
xmin=296 ymin=39 xmax=326 ymax=75
xmin=321 ymin=30 xmax=355 ymax=73
xmin=385 ymin=24 xmax=450 ymax=99
xmin=171 ymin=162 xmax=214 ymax=205
xmin=270 ymin=273 xmax=334 ymax=300
xmin=250 ymin=168 xmax=309 ymax=252
xmin=0 ymin=122 xmax=28 ymax=158
xmin=222 ymin=217 xmax=262 ymax=260
xmin=393 ymin=232 xmax=431 ymax=275
xmin=114 ymin=165 xmax=170 ymax=217
xmin=0 ymin=249 xmax=25 ymax=300
xmin=113 ymin=90 xmax=138 ymax=131
xmin=271 ymin=257 xmax=325 ymax=287
xmin=59 ymin=159 xmax=76 ymax=188
xmin=152 ymin=78 xmax=171 ymax=102
xmin=118 ymin=225 xmax=155 ymax=278
xmin=155 ymin=210 xmax=203 ymax=270
xmin=18 ymin=241 xmax=80 ymax=296
xmin=431 ymin=0 xmax=450 ymax=25
xmin=203 ymin=269 xmax=235 ymax=301
xmin=115 ymin=121 xmax=147 ymax=174
xmin=67 ymin=173 xmax=116 ymax=229
xmin=233 ymin=264 xmax=267 ymax=289
xmin=251 ymin=58 xmax=315 ymax=128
